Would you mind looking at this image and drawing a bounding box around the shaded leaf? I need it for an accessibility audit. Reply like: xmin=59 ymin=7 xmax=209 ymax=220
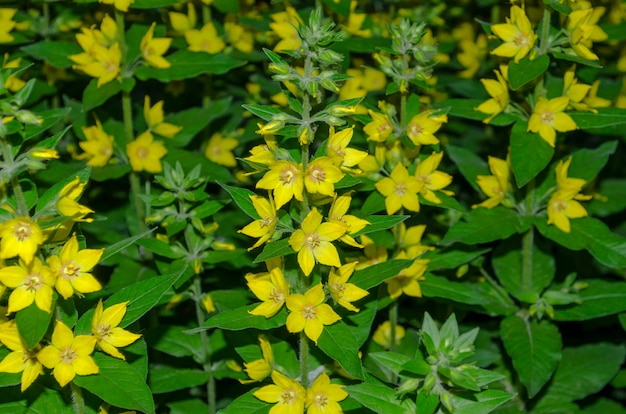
xmin=135 ymin=50 xmax=245 ymax=81
xmin=442 ymin=207 xmax=530 ymax=246
xmin=510 ymin=121 xmax=554 ymax=188
xmin=197 ymin=305 xmax=287 ymax=331
xmin=318 ymin=320 xmax=364 ymax=379
xmin=554 ymin=280 xmax=626 ymax=321
xmin=509 ymin=54 xmax=550 ymax=90
xmin=345 ymin=383 xmax=415 ymax=414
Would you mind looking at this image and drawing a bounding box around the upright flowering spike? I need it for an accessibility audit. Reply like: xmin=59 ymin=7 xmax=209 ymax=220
xmin=304 ymin=156 xmax=344 ymax=197
xmin=0 ymin=217 xmax=44 ymax=262
xmin=0 ymin=258 xmax=56 ymax=314
xmin=37 ymin=320 xmax=99 ymax=387
xmin=406 ymin=111 xmax=447 ymax=146
xmin=473 ymin=156 xmax=510 ymax=209
xmin=185 ymin=22 xmax=225 ymax=54
xmin=254 ymin=371 xmax=306 ymax=413
xmin=491 ymin=6 xmax=537 ymax=63
xmin=364 ymin=110 xmax=393 ymax=142
xmin=56 ymin=177 xmax=94 ymax=223
xmin=256 ymin=160 xmax=304 ymax=210
xmin=126 ymin=130 xmax=168 ymax=173
xmin=240 ymin=335 xmax=274 ymax=383
xmin=0 ymin=324 xmax=43 ymax=392
xmin=144 ymin=96 xmax=183 ymax=138
xmin=286 ymin=283 xmax=341 ymax=344
xmin=204 ymin=132 xmax=238 ymax=166
xmin=141 ymin=22 xmax=172 ymax=69
xmin=528 ymin=97 xmax=578 ymax=147
xmin=328 ymin=262 xmax=368 ymax=312
xmin=91 ymin=300 xmax=141 ymax=360
xmin=385 ymin=255 xmax=429 ymax=300
xmin=78 ymin=119 xmax=115 ymax=167
xmin=375 ymin=163 xmax=424 ymax=215
xmin=415 ymin=152 xmax=454 ymax=204
xmin=239 ymin=195 xmax=277 ymax=250
xmin=47 ymin=234 xmax=103 ymax=299
xmin=289 ymin=208 xmax=346 ymax=276
xmin=306 ymin=373 xmax=348 ymax=414
xmin=475 ymin=66 xmax=510 ymax=123
xmin=246 ymin=267 xmax=290 ymax=318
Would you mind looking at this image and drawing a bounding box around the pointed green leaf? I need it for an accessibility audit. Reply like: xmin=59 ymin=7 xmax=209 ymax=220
xmin=509 ymin=54 xmax=550 ymax=90
xmin=318 ymin=320 xmax=364 ymax=379
xmin=144 ymin=325 xmax=202 ymax=361
xmin=135 ymin=50 xmax=245 ymax=81
xmin=0 ymin=384 xmax=73 ymax=413
xmin=219 ymin=182 xmax=259 ymax=219
xmin=569 ymin=107 xmax=626 ymax=135
xmin=433 ymin=99 xmax=517 ymax=126
xmin=241 ymin=104 xmax=284 ymax=121
xmin=345 ymin=383 xmax=415 ymax=414
xmin=197 ymin=305 xmax=287 ymax=331
xmin=21 ymin=40 xmax=82 ymax=68
xmin=16 ymin=302 xmax=54 ymax=349
xmin=442 ymin=207 xmax=530 ymax=245
xmin=510 ymin=121 xmax=554 ymax=187
xmin=554 ymin=280 xmax=626 ymax=321
xmin=216 ymin=389 xmax=269 ymax=414
xmin=351 ymin=259 xmax=412 ymax=290
xmin=453 ymin=389 xmax=515 ymax=414
xmin=101 ymin=228 xmax=154 ymax=263
xmin=149 ymin=367 xmax=211 ymax=394
xmin=442 ymin=145 xmax=488 ymax=193
xmin=167 ymin=98 xmax=232 ymax=147
xmin=254 ymin=239 xmax=294 ymax=263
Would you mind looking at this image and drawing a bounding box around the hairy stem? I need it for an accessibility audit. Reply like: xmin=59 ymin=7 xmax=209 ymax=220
xmin=70 ymin=382 xmax=86 ymax=414
xmin=193 ymin=276 xmax=216 ymax=414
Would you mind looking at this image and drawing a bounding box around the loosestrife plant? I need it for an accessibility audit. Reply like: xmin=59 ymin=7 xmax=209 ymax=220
xmin=0 ymin=1 xmax=626 ymax=413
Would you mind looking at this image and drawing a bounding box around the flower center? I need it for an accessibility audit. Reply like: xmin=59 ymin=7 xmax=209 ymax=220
xmin=260 ymin=216 xmax=274 ymax=227
xmin=280 ymin=388 xmax=297 ymax=405
xmin=314 ymin=392 xmax=329 ymax=408
xmin=514 ymin=32 xmax=529 ymax=47
xmin=305 ymin=233 xmax=320 ymax=249
xmin=95 ymin=323 xmax=112 ymax=340
xmin=553 ymin=199 xmax=567 ymax=212
xmin=308 ymin=166 xmax=326 ymax=183
xmin=302 ymin=304 xmax=317 ymax=320
xmin=137 ymin=147 xmax=149 ymax=159
xmin=60 ymin=347 xmax=77 ymax=364
xmin=417 ymin=174 xmax=431 ymax=185
xmin=103 ymin=60 xmax=117 ymax=73
xmin=409 ymin=123 xmax=423 ymax=137
xmin=61 ymin=261 xmax=80 ymax=280
xmin=279 ymin=168 xmax=296 ymax=185
xmin=269 ymin=288 xmax=284 ymax=304
xmin=24 ymin=274 xmax=43 ymax=292
xmin=394 ymin=182 xmax=407 ymax=196
xmin=14 ymin=222 xmax=32 ymax=242
xmin=332 ymin=282 xmax=345 ymax=295
xmin=377 ymin=122 xmax=391 ymax=133
xmin=540 ymin=110 xmax=554 ymax=125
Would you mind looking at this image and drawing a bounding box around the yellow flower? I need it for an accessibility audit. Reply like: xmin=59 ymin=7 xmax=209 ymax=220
xmin=385 ymin=256 xmax=429 ymax=300
xmin=202 ymin=293 xmax=215 ymax=313
xmin=328 ymin=262 xmax=368 ymax=312
xmin=354 ymin=234 xmax=388 ymax=270
xmin=91 ymin=300 xmax=141 ymax=360
xmin=358 ymin=143 xmax=386 ymax=176
xmin=328 ymin=192 xmax=369 ymax=248
xmin=342 ymin=0 xmax=372 ymax=38
xmin=244 ymin=135 xmax=277 ymax=168
xmin=363 ymin=109 xmax=394 ymax=142
xmin=0 ymin=217 xmax=44 ymax=262
xmin=286 ymin=284 xmax=341 ymax=344
xmin=567 ymin=7 xmax=607 ymax=61
xmin=30 ymin=148 xmax=59 ymax=159
xmin=455 ymin=22 xmax=488 ymax=79
xmin=415 ymin=152 xmax=454 ymax=204
xmin=406 ymin=111 xmax=447 ymax=146
xmin=325 ymin=126 xmax=367 ymax=169
xmin=240 ymin=335 xmax=274 ymax=383
xmin=555 ymin=156 xmax=586 ymax=192
xmin=528 ymin=97 xmax=578 ymax=147
xmin=583 ymin=80 xmax=612 ymax=109
xmin=304 ymin=156 xmax=344 ymax=197
xmin=47 ymin=233 xmax=103 ymax=300
xmin=225 ymin=22 xmax=254 ymax=53
xmin=256 ymin=160 xmax=304 ymax=210
xmin=473 ymin=156 xmax=510 ymax=209
xmin=141 ymin=22 xmax=172 ymax=69
xmin=204 ymin=132 xmax=238 ymax=166
xmin=0 ymin=8 xmax=17 ymax=43
xmin=37 ymin=320 xmax=99 ymax=387
xmin=562 ymin=65 xmax=592 ymax=112
xmin=547 ymin=189 xmax=589 ymax=233
xmin=0 ymin=258 xmax=56 ymax=314
xmin=475 ymin=66 xmax=509 ymax=124
xmin=254 ymin=371 xmax=306 ymax=413
xmin=395 ymin=223 xmax=434 ymax=259
xmin=0 ymin=323 xmax=43 ymax=392
xmin=144 ymin=96 xmax=183 ymax=138
xmin=270 ymin=7 xmax=303 ymax=52
xmin=185 ymin=22 xmax=225 ymax=54
xmin=78 ymin=120 xmax=115 ymax=167
xmin=246 ymin=267 xmax=290 ymax=318
xmin=372 ymin=320 xmax=405 ymax=349
xmin=126 ymin=131 xmax=167 ymax=173
xmin=375 ymin=163 xmax=424 ymax=215
xmin=98 ymin=0 xmax=134 ymax=12
xmin=71 ymin=42 xmax=122 ymax=87
xmin=2 ymin=54 xmax=25 ymax=92
xmin=56 ymin=177 xmax=94 ymax=223
xmin=169 ymin=3 xmax=197 ymax=34
xmin=306 ymin=372 xmax=348 ymax=414
xmin=289 ymin=208 xmax=347 ymax=277
xmin=491 ymin=6 xmax=537 ymax=63
xmin=239 ymin=195 xmax=277 ymax=250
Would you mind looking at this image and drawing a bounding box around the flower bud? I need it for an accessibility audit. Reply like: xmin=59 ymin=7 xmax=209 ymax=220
xmin=30 ymin=148 xmax=60 ymax=159
xmin=318 ymin=49 xmax=343 ymax=65
xmin=396 ymin=378 xmax=419 ymax=395
xmin=440 ymin=392 xmax=455 ymax=412
xmin=15 ymin=110 xmax=43 ymax=126
xmin=268 ymin=61 xmax=290 ymax=75
xmin=298 ymin=125 xmax=311 ymax=145
xmin=256 ymin=119 xmax=284 ymax=135
xmin=321 ymin=78 xmax=340 ymax=93
xmin=329 ymin=105 xmax=356 ymax=117
xmin=422 ymin=373 xmax=436 ymax=392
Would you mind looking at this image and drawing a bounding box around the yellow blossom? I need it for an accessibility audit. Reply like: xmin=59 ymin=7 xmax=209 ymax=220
xmin=0 ymin=258 xmax=56 ymax=314
xmin=373 ymin=321 xmax=405 ymax=349
xmin=56 ymin=177 xmax=94 ymax=222
xmin=2 ymin=54 xmax=25 ymax=92
xmin=555 ymin=156 xmax=586 ymax=192
xmin=563 ymin=65 xmax=592 ymax=112
xmin=202 ymin=294 xmax=215 ymax=313
xmin=473 ymin=156 xmax=510 ymax=209
xmin=98 ymin=0 xmax=134 ymax=12
xmin=47 ymin=233 xmax=103 ymax=299
xmin=354 ymin=234 xmax=388 ymax=270
xmin=306 ymin=372 xmax=348 ymax=414
xmin=289 ymin=208 xmax=347 ymax=277
xmin=91 ymin=300 xmax=141 ymax=360
xmin=126 ymin=131 xmax=167 ymax=173
xmin=204 ymin=132 xmax=238 ymax=166
xmin=239 ymin=195 xmax=277 ymax=250
xmin=476 ymin=66 xmax=510 ymax=124
xmin=375 ymin=163 xmax=424 ymax=215
xmin=270 ymin=7 xmax=303 ymax=52
xmin=358 ymin=143 xmax=386 ymax=176
xmin=286 ymin=283 xmax=341 ymax=344
xmin=328 ymin=262 xmax=368 ymax=312
xmin=567 ymin=7 xmax=607 ymax=61
xmin=395 ymin=223 xmax=434 ymax=259
xmin=528 ymin=97 xmax=578 ymax=147
xmin=240 ymin=335 xmax=274 ymax=383
xmin=37 ymin=320 xmax=99 ymax=387
xmin=342 ymin=1 xmax=372 ymax=38
xmin=71 ymin=42 xmax=122 ymax=87
xmin=386 ymin=256 xmax=429 ymax=300
xmin=254 ymin=371 xmax=306 ymax=413
xmin=185 ymin=22 xmax=225 ymax=54
xmin=30 ymin=148 xmax=59 ymax=159
xmin=547 ymin=189 xmax=589 ymax=233
xmin=78 ymin=119 xmax=115 ymax=167
xmin=169 ymin=3 xmax=197 ymax=34
xmin=0 ymin=8 xmax=17 ymax=43
xmin=225 ymin=22 xmax=254 ymax=53
xmin=456 ymin=23 xmax=488 ymax=79
xmin=328 ymin=192 xmax=369 ymax=248
xmin=406 ymin=111 xmax=447 ymax=146
xmin=141 ymin=22 xmax=172 ymax=69
xmin=363 ymin=109 xmax=394 ymax=142
xmin=0 ymin=323 xmax=43 ymax=392
xmin=0 ymin=217 xmax=44 ymax=262
xmin=325 ymin=126 xmax=367 ymax=169
xmin=244 ymin=135 xmax=277 ymax=168
xmin=491 ymin=6 xmax=537 ymax=63
xmin=246 ymin=267 xmax=290 ymax=318
xmin=583 ymin=80 xmax=612 ymax=109
xmin=144 ymin=96 xmax=183 ymax=138
xmin=304 ymin=156 xmax=344 ymax=197
xmin=256 ymin=160 xmax=304 ymax=210
xmin=415 ymin=152 xmax=454 ymax=204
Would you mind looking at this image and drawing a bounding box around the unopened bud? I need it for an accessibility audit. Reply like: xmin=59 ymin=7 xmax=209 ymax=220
xmin=298 ymin=125 xmax=311 ymax=145
xmin=318 ymin=49 xmax=343 ymax=65
xmin=268 ymin=61 xmax=290 ymax=75
xmin=256 ymin=119 xmax=284 ymax=135
xmin=329 ymin=105 xmax=356 ymax=117
xmin=305 ymin=81 xmax=318 ymax=98
xmin=325 ymin=116 xmax=345 ymax=126
xmin=440 ymin=392 xmax=455 ymax=412
xmin=423 ymin=373 xmax=436 ymax=392
xmin=30 ymin=148 xmax=60 ymax=159
xmin=397 ymin=378 xmax=419 ymax=395
xmin=321 ymin=79 xmax=340 ymax=93
xmin=15 ymin=110 xmax=43 ymax=126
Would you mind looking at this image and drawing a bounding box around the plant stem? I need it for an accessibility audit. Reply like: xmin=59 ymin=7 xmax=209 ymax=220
xmin=539 ymin=8 xmax=551 ymax=55
xmin=389 ymin=300 xmax=398 ymax=353
xmin=193 ymin=276 xmax=216 ymax=414
xmin=521 ymin=226 xmax=534 ymax=295
xmin=300 ymin=53 xmax=314 ymax=215
xmin=70 ymin=382 xmax=86 ymax=414
xmin=299 ymin=331 xmax=310 ymax=388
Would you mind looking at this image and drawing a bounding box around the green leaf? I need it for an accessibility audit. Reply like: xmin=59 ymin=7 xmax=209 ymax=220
xmin=198 ymin=305 xmax=287 ymax=331
xmin=135 ymin=50 xmax=246 ymax=81
xmin=588 ymin=179 xmax=626 ymax=217
xmin=35 ymin=166 xmax=91 ymax=214
xmin=241 ymin=104 xmax=284 ymax=121
xmin=446 ymin=145 xmax=488 ymax=193
xmin=21 ymin=41 xmax=82 ymax=68
xmin=535 ymin=217 xmax=626 ymax=269
xmin=510 ymin=121 xmax=554 ymax=187
xmin=16 ymin=302 xmax=54 ymax=350
xmin=351 ymin=259 xmax=412 ymax=290
xmin=544 ymin=0 xmax=571 ymax=14
xmin=100 ymin=228 xmax=154 ymax=263
xmin=508 ymin=54 xmax=550 ymax=90
xmin=368 ymin=352 xmax=412 ymax=375
xmin=132 ymin=0 xmax=179 ymax=7
xmin=82 ymin=78 xmax=129 ymax=112
xmin=500 ymin=315 xmax=562 ymax=398
xmin=23 ymin=108 xmax=72 ymax=142
xmin=492 ymin=238 xmax=555 ymax=300
xmin=537 ymin=344 xmax=626 ymax=406
xmin=453 ymin=389 xmax=515 ymax=414
xmin=167 ymin=98 xmax=232 ymax=147
xmin=254 ymin=239 xmax=294 ymax=263
xmin=164 ymin=148 xmax=233 ymax=182
xmin=423 ymin=247 xmax=491 ymax=271
xmin=219 ymin=182 xmax=259 ymax=219
xmin=0 ymin=384 xmax=73 ymax=413
xmin=553 ymin=280 xmax=626 ymax=321
xmin=149 ymin=367 xmax=210 ymax=394
xmin=551 ymin=51 xmax=603 ymax=68
xmin=581 ymin=398 xmax=626 ymax=414
xmin=216 ymin=389 xmax=269 ymax=414
xmin=136 ymin=238 xmax=185 ymax=259
xmin=569 ymin=107 xmax=626 ymax=135
xmin=433 ymin=99 xmax=518 ymax=126
xmin=74 ymin=353 xmax=155 ymax=414
xmin=169 ymin=399 xmax=210 ymax=414
xmin=345 ymin=383 xmax=415 ymax=414
xmin=567 ymin=140 xmax=618 ymax=183
xmin=318 ymin=320 xmax=364 ymax=379
xmin=144 ymin=325 xmax=203 ymax=361
xmin=352 ymin=215 xmax=409 ymax=237
xmin=442 ymin=207 xmax=530 ymax=245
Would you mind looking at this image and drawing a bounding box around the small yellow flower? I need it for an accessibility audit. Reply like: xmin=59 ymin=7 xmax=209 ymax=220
xmin=239 ymin=195 xmax=277 ymax=250
xmin=363 ymin=109 xmax=393 ymax=142
xmin=306 ymin=372 xmax=348 ymax=414
xmin=354 ymin=234 xmax=388 ymax=270
xmin=244 ymin=135 xmax=277 ymax=168
xmin=204 ymin=132 xmax=238 ymax=166
xmin=304 ymin=156 xmax=344 ymax=197
xmin=37 ymin=320 xmax=99 ymax=387
xmin=328 ymin=262 xmax=369 ymax=312
xmin=169 ymin=2 xmax=196 ymax=34
xmin=225 ymin=22 xmax=254 ymax=53
xmin=375 ymin=163 xmax=424 ymax=215
xmin=528 ymin=97 xmax=578 ymax=147
xmin=289 ymin=208 xmax=347 ymax=277
xmin=246 ymin=267 xmax=290 ymax=318
xmin=56 ymin=177 xmax=94 ymax=223
xmin=256 ymin=160 xmax=304 ymax=210
xmin=240 ymin=335 xmax=274 ymax=383
xmin=476 ymin=66 xmax=509 ymax=124
xmin=91 ymin=300 xmax=141 ymax=360
xmin=71 ymin=42 xmax=122 ymax=87
xmin=567 ymin=7 xmax=607 ymax=61
xmin=47 ymin=233 xmax=103 ymax=300
xmin=563 ymin=65 xmax=592 ymax=112
xmin=473 ymin=156 xmax=510 ymax=209
xmin=325 ymin=126 xmax=367 ymax=169
xmin=547 ymin=189 xmax=589 ymax=233
xmin=555 ymin=156 xmax=586 ymax=192
xmin=126 ymin=131 xmax=168 ymax=173
xmin=0 ymin=8 xmax=17 ymax=44
xmin=415 ymin=152 xmax=454 ymax=204
xmin=202 ymin=294 xmax=215 ymax=313
xmin=372 ymin=321 xmax=405 ymax=349
xmin=0 ymin=258 xmax=56 ymax=314
xmin=185 ymin=22 xmax=225 ymax=54
xmin=491 ymin=6 xmax=537 ymax=63
xmin=0 ymin=323 xmax=43 ymax=392
xmin=30 ymin=148 xmax=59 ymax=159
xmin=144 ymin=96 xmax=183 ymax=139
xmin=254 ymin=371 xmax=306 ymax=412
xmin=270 ymin=7 xmax=303 ymax=52
xmin=395 ymin=223 xmax=434 ymax=259
xmin=141 ymin=22 xmax=172 ymax=69
xmin=286 ymin=283 xmax=341 ymax=344
xmin=78 ymin=120 xmax=115 ymax=167
xmin=406 ymin=111 xmax=447 ymax=146
xmin=328 ymin=192 xmax=369 ymax=248
xmin=583 ymin=80 xmax=612 ymax=109
xmin=0 ymin=217 xmax=43 ymax=262
xmin=385 ymin=256 xmax=429 ymax=300
xmin=342 ymin=0 xmax=372 ymax=38
xmin=98 ymin=0 xmax=134 ymax=12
